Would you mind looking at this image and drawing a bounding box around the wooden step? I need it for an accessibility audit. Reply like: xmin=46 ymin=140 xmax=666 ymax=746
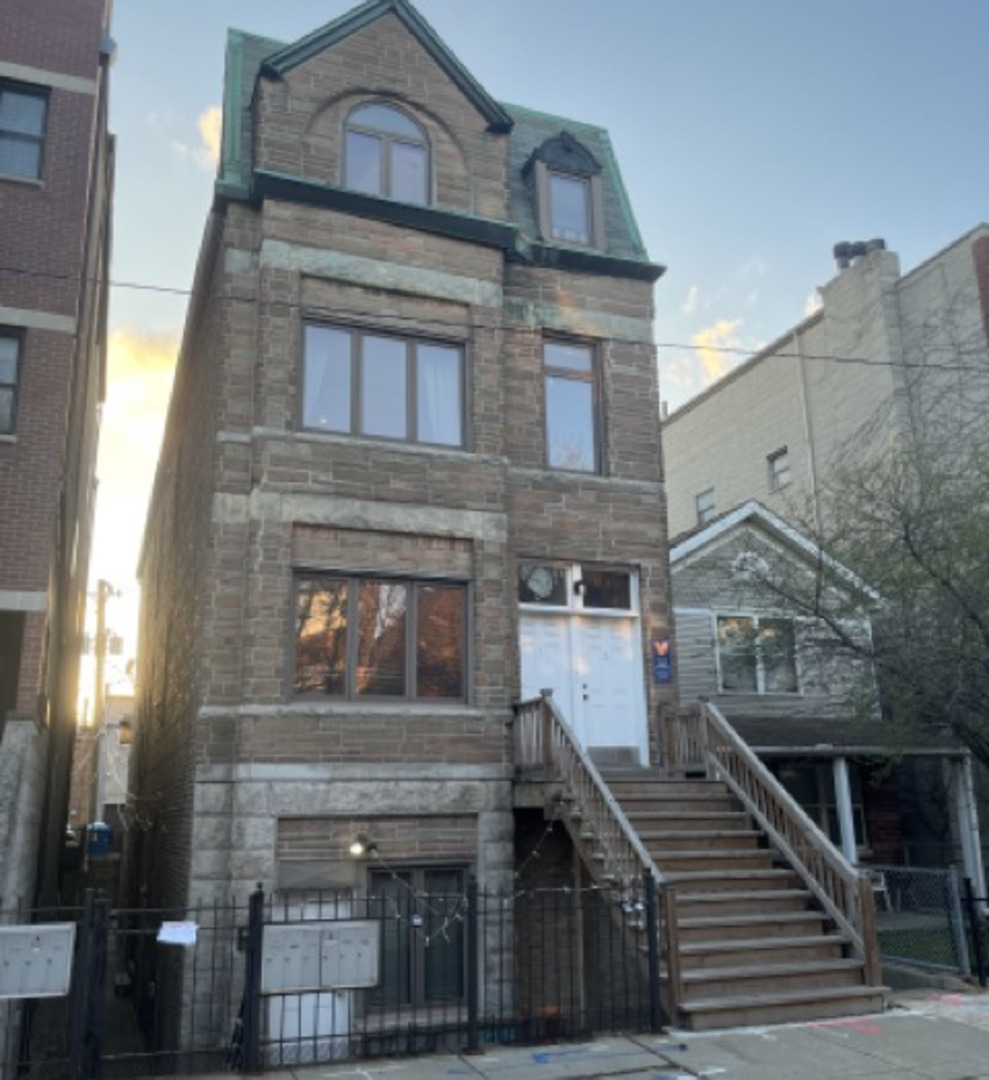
xmin=680 ymin=933 xmax=848 ymax=970
xmin=611 ymin=792 xmax=738 ymax=813
xmin=650 ymin=849 xmax=777 ymax=872
xmin=605 ymin=779 xmax=728 ymax=798
xmin=681 ymin=957 xmax=865 ymax=999
xmin=675 ymin=888 xmax=815 ymax=916
xmin=634 ymin=829 xmax=763 ymax=851
xmin=678 ymin=984 xmax=887 ymax=1031
xmin=665 ymin=868 xmax=799 ymax=892
xmin=678 ymin=910 xmax=829 ymax=943
xmin=628 ymin=812 xmax=753 ymax=832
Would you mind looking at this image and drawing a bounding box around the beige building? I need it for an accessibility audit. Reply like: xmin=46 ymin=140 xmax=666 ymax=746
xmin=663 ymin=226 xmax=989 ymax=538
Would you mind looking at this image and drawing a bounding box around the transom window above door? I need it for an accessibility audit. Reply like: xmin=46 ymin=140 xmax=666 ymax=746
xmin=344 ymin=102 xmax=429 ymax=205
xmin=303 ymin=324 xmax=463 ymax=447
xmin=517 ymin=562 xmax=634 ymax=612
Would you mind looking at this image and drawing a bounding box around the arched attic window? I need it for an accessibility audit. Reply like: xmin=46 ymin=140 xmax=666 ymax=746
xmin=524 ymin=131 xmax=604 ymax=248
xmin=344 ymin=102 xmax=429 ymax=205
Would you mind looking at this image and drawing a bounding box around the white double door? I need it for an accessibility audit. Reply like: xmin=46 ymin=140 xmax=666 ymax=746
xmin=520 ymin=612 xmax=647 ymax=765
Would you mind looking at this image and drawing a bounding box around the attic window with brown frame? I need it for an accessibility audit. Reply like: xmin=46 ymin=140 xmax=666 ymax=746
xmin=344 ymin=102 xmax=429 ymax=205
xmin=524 ymin=132 xmax=604 ymax=249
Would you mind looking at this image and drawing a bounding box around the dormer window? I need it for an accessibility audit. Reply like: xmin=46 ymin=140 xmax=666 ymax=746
xmin=525 ymin=132 xmax=603 ymax=249
xmin=344 ymin=103 xmax=429 ymax=205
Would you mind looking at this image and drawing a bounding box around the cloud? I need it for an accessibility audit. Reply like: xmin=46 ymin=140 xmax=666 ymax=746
xmin=691 ymin=318 xmax=743 ymax=386
xmin=737 ymin=255 xmax=768 ymax=280
xmin=197 ymin=106 xmax=222 ymax=167
xmin=680 ymin=284 xmax=700 ymax=315
xmin=92 ymin=331 xmax=178 ymax=583
xmin=804 ymin=289 xmax=823 ymax=317
xmin=170 ymin=104 xmax=222 ymax=171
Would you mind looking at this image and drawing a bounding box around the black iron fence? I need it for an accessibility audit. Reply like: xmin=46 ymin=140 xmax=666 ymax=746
xmin=6 ymin=879 xmax=663 ymax=1080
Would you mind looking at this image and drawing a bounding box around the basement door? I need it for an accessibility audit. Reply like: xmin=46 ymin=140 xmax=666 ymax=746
xmin=518 ymin=563 xmax=647 ymax=766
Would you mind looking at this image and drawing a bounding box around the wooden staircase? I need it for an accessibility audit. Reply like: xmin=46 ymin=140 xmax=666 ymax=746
xmin=603 ymin=771 xmax=887 ymax=1030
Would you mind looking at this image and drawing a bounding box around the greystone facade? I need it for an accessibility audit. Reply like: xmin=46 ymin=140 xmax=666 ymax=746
xmin=132 ymin=0 xmax=671 ymax=978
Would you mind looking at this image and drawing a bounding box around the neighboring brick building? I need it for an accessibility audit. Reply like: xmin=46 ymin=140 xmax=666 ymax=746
xmin=133 ymin=0 xmax=670 ymax=926
xmin=0 ymin=0 xmax=114 ymax=905
xmin=663 ymin=226 xmax=989 ymax=537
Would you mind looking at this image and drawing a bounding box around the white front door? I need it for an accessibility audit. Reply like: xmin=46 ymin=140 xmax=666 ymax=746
xmin=518 ymin=563 xmax=647 ymax=766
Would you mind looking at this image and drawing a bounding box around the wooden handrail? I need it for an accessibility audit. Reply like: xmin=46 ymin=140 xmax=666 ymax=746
xmin=512 ymin=692 xmax=665 ymax=891
xmin=670 ymin=703 xmax=879 ymax=978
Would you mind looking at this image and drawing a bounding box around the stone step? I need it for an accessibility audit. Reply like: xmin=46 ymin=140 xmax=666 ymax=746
xmin=681 ymin=957 xmax=865 ymax=999
xmin=678 ymin=910 xmax=829 ymax=943
xmin=680 ymin=933 xmax=848 ymax=970
xmin=678 ymin=985 xmax=887 ymax=1032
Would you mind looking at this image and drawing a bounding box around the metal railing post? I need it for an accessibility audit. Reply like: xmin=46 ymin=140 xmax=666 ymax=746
xmin=963 ymin=877 xmax=986 ymax=986
xmin=643 ymin=873 xmax=662 ymax=1031
xmin=241 ymin=884 xmax=265 ymax=1072
xmin=465 ymin=876 xmax=480 ymax=1054
xmin=70 ymin=889 xmax=94 ymax=1080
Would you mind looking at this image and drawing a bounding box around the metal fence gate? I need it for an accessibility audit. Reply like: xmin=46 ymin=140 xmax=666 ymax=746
xmin=5 ymin=879 xmax=664 ymax=1080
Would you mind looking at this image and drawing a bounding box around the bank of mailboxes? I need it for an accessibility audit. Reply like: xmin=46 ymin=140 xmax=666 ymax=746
xmin=261 ymin=921 xmax=379 ymax=992
xmin=0 ymin=925 xmax=75 ymax=999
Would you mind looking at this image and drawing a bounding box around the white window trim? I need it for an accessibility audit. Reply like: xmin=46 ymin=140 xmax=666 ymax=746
xmin=713 ymin=611 xmax=802 ymax=696
xmin=518 ymin=563 xmax=639 ymax=617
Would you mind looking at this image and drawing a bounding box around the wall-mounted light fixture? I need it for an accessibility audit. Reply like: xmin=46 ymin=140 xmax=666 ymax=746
xmin=348 ymin=834 xmax=377 ymax=858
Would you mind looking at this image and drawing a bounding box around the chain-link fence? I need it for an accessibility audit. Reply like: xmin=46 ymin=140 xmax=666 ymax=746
xmin=872 ymin=865 xmax=971 ymax=974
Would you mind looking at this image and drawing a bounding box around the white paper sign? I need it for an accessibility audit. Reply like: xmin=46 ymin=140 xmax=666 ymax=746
xmin=157 ymin=921 xmax=198 ymax=947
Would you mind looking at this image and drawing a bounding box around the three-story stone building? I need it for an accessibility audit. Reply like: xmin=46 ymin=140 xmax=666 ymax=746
xmin=134 ymin=0 xmax=669 ymax=927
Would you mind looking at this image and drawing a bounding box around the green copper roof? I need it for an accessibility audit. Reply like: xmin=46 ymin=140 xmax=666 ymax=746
xmin=260 ymin=0 xmax=512 ymax=132
xmin=215 ymin=2 xmax=659 ymax=274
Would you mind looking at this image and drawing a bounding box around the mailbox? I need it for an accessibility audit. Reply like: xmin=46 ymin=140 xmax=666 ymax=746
xmin=261 ymin=921 xmax=379 ymax=993
xmin=0 ymin=924 xmax=75 ymax=999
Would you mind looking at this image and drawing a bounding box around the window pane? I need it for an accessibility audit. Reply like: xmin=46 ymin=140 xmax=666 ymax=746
xmin=0 ymin=336 xmax=18 ymax=385
xmin=370 ymin=873 xmax=412 ymax=1006
xmin=581 ymin=569 xmax=631 ymax=610
xmin=356 ymin=581 xmax=407 ymax=696
xmin=0 ymin=389 xmax=13 ymax=434
xmin=760 ymin=618 xmax=798 ymax=693
xmin=416 ymin=585 xmax=464 ymax=699
xmin=361 ymin=336 xmax=407 ymax=439
xmin=517 ymin=563 xmax=568 ymax=606
xmin=391 ymin=141 xmax=428 ymax=204
xmin=717 ymin=616 xmax=758 ymax=692
xmin=544 ymin=341 xmax=592 ymax=373
xmin=416 ymin=344 xmax=461 ymax=446
xmin=303 ymin=326 xmax=351 ymax=431
xmin=0 ymin=90 xmax=46 ymax=135
xmin=546 ymin=375 xmax=595 ymax=471
xmin=423 ymin=870 xmax=464 ymax=1001
xmin=0 ymin=138 xmax=41 ymax=180
xmin=294 ymin=578 xmax=349 ymax=696
xmin=550 ymin=173 xmax=590 ymax=244
xmin=345 ymin=130 xmax=382 ymax=195
xmin=349 ymin=104 xmax=421 ymax=139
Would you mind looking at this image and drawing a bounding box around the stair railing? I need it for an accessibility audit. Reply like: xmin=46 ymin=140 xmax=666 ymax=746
xmin=512 ymin=692 xmax=682 ymax=1014
xmin=671 ymin=703 xmax=881 ymax=985
xmin=513 ymin=691 xmax=665 ymax=891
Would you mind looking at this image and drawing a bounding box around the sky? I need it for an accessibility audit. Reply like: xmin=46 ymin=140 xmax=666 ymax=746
xmin=93 ymin=0 xmax=989 ymax=608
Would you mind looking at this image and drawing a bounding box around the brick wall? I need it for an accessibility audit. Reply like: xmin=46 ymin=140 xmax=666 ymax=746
xmin=132 ymin=6 xmax=671 ymax=911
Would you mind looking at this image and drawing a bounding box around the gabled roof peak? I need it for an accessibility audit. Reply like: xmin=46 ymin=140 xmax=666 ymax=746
xmin=259 ymin=0 xmax=513 ymax=133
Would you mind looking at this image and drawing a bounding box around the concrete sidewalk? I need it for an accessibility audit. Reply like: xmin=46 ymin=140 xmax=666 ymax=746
xmin=256 ymin=991 xmax=989 ymax=1080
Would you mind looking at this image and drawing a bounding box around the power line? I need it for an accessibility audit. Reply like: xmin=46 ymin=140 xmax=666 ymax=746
xmin=3 ymin=261 xmax=989 ymax=374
